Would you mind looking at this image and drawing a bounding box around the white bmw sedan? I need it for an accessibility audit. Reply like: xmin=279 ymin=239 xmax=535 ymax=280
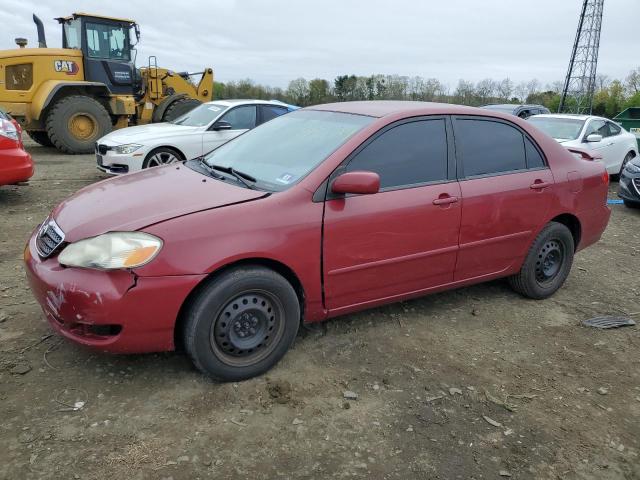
xmin=96 ymin=100 xmax=296 ymax=175
xmin=528 ymin=114 xmax=638 ymax=176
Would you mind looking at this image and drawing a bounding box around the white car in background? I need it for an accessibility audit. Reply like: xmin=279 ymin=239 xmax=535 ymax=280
xmin=96 ymin=99 xmax=297 ymax=175
xmin=528 ymin=114 xmax=638 ymax=176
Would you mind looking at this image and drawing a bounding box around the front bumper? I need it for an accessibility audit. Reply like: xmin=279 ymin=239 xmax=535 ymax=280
xmin=618 ymin=169 xmax=640 ymax=204
xmin=0 ymin=147 xmax=33 ymax=185
xmin=24 ymin=234 xmax=206 ymax=354
xmin=95 ymin=143 xmax=145 ymax=175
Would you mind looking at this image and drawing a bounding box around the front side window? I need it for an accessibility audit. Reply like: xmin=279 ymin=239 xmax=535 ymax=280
xmin=584 ymin=119 xmax=607 ymax=138
xmin=220 ymin=106 xmax=257 ymax=130
xmin=203 ymin=110 xmax=374 ymax=191
xmin=170 ymin=103 xmax=228 ymax=127
xmin=346 ymin=119 xmax=448 ymax=189
xmin=86 ymin=22 xmax=130 ymax=60
xmin=456 ymin=119 xmax=526 ymax=177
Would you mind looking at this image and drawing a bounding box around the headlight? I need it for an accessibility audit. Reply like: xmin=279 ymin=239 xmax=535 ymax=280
xmin=113 ymin=143 xmax=143 ymax=154
xmin=625 ymin=161 xmax=640 ymax=174
xmin=58 ymin=232 xmax=162 ymax=270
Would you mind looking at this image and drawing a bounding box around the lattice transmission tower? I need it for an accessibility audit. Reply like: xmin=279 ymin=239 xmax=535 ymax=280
xmin=558 ymin=0 xmax=605 ymax=114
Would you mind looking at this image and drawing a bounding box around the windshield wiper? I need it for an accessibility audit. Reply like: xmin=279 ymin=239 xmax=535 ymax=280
xmin=197 ymin=158 xmax=225 ymax=180
xmin=209 ymin=164 xmax=258 ymax=189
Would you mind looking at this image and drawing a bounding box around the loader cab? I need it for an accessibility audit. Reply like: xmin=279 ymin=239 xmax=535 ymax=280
xmin=56 ymin=13 xmax=140 ymax=96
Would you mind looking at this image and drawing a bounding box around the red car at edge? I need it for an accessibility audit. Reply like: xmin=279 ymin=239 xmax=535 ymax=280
xmin=0 ymin=109 xmax=33 ymax=186
xmin=24 ymin=102 xmax=610 ymax=381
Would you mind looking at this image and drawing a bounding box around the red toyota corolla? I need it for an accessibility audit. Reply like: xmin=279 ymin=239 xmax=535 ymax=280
xmin=0 ymin=109 xmax=33 ymax=186
xmin=24 ymin=102 xmax=610 ymax=381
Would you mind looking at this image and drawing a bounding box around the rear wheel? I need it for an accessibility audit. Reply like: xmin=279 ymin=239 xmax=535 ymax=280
xmin=183 ymin=266 xmax=300 ymax=382
xmin=45 ymin=95 xmax=112 ymax=154
xmin=162 ymin=98 xmax=202 ymax=122
xmin=142 ymin=147 xmax=182 ymax=169
xmin=27 ymin=131 xmax=53 ymax=147
xmin=508 ymin=222 xmax=574 ymax=299
xmin=613 ymin=152 xmax=635 ymax=181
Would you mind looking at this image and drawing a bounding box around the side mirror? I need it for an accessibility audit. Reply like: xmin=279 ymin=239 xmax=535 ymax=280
xmin=586 ymin=133 xmax=602 ymax=143
xmin=211 ymin=121 xmax=232 ymax=131
xmin=331 ymin=171 xmax=380 ymax=195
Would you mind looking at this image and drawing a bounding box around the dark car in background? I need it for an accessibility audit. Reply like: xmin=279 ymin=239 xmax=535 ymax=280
xmin=481 ymin=104 xmax=550 ymax=119
xmin=619 ymin=155 xmax=640 ymax=208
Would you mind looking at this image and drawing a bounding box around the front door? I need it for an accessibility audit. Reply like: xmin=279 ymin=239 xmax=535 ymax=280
xmin=323 ymin=117 xmax=461 ymax=312
xmin=202 ymin=104 xmax=257 ymax=155
xmin=452 ymin=116 xmax=555 ymax=281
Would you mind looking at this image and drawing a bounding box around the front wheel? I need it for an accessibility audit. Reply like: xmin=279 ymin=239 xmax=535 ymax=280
xmin=183 ymin=266 xmax=300 ymax=382
xmin=142 ymin=147 xmax=182 ymax=169
xmin=508 ymin=222 xmax=574 ymax=299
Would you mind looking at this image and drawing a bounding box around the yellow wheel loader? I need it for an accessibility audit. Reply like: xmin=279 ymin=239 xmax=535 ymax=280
xmin=0 ymin=13 xmax=213 ymax=153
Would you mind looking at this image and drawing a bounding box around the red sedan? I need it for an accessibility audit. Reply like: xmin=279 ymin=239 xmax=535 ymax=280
xmin=0 ymin=110 xmax=33 ymax=186
xmin=24 ymin=102 xmax=610 ymax=381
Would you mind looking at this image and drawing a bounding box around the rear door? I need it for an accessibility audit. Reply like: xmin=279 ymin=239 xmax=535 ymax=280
xmin=202 ymin=105 xmax=257 ymax=155
xmin=452 ymin=116 xmax=554 ymax=281
xmin=323 ymin=117 xmax=461 ymax=311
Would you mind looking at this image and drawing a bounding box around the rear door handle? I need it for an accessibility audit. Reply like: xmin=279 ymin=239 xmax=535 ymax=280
xmin=433 ymin=195 xmax=459 ymax=206
xmin=530 ymin=181 xmax=551 ymax=190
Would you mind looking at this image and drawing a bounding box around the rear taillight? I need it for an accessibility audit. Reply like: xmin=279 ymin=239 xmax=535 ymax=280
xmin=0 ymin=119 xmax=19 ymax=142
xmin=602 ymin=170 xmax=609 ymax=184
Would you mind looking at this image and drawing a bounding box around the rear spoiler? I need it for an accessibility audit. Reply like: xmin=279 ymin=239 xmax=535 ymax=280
xmin=565 ymin=146 xmax=603 ymax=161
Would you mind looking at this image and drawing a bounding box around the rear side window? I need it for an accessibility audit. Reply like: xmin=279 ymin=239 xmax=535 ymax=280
xmin=346 ymin=119 xmax=448 ymax=189
xmin=525 ymin=137 xmax=545 ymax=168
xmin=455 ymin=119 xmax=526 ymax=177
xmin=221 ymin=105 xmax=257 ymax=130
xmin=260 ymin=105 xmax=288 ymax=124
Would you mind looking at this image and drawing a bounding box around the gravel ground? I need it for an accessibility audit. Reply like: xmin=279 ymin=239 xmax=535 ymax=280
xmin=0 ymin=140 xmax=639 ymax=480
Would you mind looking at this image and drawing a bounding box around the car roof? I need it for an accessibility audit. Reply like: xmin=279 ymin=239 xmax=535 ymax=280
xmin=306 ymin=101 xmax=491 ymax=118
xmin=529 ymin=113 xmax=598 ymax=121
xmin=482 ymin=104 xmax=546 ymax=109
xmin=204 ymin=99 xmax=290 ymax=107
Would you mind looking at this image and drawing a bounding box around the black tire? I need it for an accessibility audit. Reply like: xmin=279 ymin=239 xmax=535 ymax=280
xmin=508 ymin=222 xmax=575 ymax=300
xmin=623 ymin=199 xmax=640 ymax=209
xmin=183 ymin=266 xmax=300 ymax=382
xmin=45 ymin=95 xmax=112 ymax=154
xmin=142 ymin=147 xmax=183 ymax=169
xmin=162 ymin=98 xmax=202 ymax=122
xmin=27 ymin=130 xmax=53 ymax=147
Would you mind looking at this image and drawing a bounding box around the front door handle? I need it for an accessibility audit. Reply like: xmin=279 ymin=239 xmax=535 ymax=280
xmin=530 ymin=181 xmax=551 ymax=190
xmin=433 ymin=195 xmax=459 ymax=206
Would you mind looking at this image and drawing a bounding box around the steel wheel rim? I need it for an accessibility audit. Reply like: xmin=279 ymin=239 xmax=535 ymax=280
xmin=535 ymin=239 xmax=564 ymax=284
xmin=148 ymin=151 xmax=179 ymax=167
xmin=68 ymin=113 xmax=97 ymax=140
xmin=210 ymin=289 xmax=285 ymax=367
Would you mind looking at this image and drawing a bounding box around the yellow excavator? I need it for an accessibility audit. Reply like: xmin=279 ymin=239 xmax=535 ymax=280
xmin=0 ymin=13 xmax=214 ymax=153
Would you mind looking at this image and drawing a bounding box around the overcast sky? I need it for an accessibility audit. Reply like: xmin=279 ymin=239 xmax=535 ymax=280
xmin=1 ymin=0 xmax=638 ymax=89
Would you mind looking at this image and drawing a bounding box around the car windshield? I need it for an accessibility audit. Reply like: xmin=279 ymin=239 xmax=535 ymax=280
xmin=170 ymin=103 xmax=228 ymax=127
xmin=203 ymin=110 xmax=374 ymax=191
xmin=528 ymin=117 xmax=586 ymax=141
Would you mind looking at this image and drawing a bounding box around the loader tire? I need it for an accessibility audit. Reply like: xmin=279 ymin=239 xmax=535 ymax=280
xmin=162 ymin=98 xmax=202 ymax=122
xmin=27 ymin=131 xmax=53 ymax=147
xmin=46 ymin=95 xmax=112 ymax=154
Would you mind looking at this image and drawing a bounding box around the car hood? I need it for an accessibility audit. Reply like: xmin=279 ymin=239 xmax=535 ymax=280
xmin=52 ymin=165 xmax=267 ymax=241
xmin=100 ymin=123 xmax=203 ymax=144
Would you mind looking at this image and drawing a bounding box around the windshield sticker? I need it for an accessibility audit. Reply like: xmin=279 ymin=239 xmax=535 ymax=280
xmin=275 ymin=173 xmax=296 ymax=184
xmin=208 ymin=106 xmax=222 ymax=112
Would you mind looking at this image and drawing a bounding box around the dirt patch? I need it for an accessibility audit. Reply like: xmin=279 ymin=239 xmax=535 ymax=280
xmin=0 ymin=140 xmax=638 ymax=479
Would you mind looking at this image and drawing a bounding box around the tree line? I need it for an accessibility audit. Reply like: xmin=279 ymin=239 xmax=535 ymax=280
xmin=213 ymin=67 xmax=640 ymax=119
